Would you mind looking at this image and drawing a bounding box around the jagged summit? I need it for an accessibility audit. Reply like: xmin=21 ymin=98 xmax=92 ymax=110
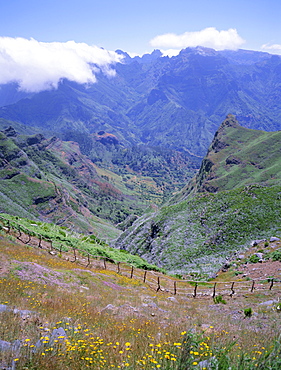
xmin=177 ymin=115 xmax=281 ymax=198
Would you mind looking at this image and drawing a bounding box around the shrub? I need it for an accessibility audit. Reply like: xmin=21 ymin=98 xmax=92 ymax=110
xmin=249 ymin=254 xmax=260 ymax=263
xmin=214 ymin=295 xmax=226 ymax=304
xmin=270 ymin=249 xmax=281 ymax=262
xmin=244 ymin=307 xmax=252 ymax=317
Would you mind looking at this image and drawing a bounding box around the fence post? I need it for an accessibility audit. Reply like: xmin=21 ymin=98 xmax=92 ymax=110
xmin=86 ymin=253 xmax=90 ymax=267
xmin=72 ymin=247 xmax=77 ymax=262
xmin=174 ymin=281 xmax=177 ymax=295
xmin=230 ymin=282 xmax=235 ymax=297
xmin=269 ymin=279 xmax=274 ymax=290
xmin=156 ymin=277 xmax=161 ymax=292
xmin=212 ymin=282 xmax=217 ymax=299
xmin=59 ymin=244 xmax=62 ymax=254
xmin=251 ymin=280 xmax=255 ymax=292
xmin=16 ymin=227 xmax=22 ymax=240
xmin=193 ymin=282 xmax=198 ymax=298
xmin=130 ymin=266 xmax=134 ymax=279
xmin=7 ymin=220 xmax=10 ymax=233
xmin=103 ymin=259 xmax=107 ymax=270
xmin=38 ymin=235 xmax=42 ymax=248
xmin=117 ymin=262 xmax=120 ymax=274
xmin=143 ymin=270 xmax=147 ymax=283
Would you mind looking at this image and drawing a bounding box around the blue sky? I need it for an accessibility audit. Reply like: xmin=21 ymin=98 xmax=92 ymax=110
xmin=0 ymin=0 xmax=280 ymax=54
xmin=0 ymin=0 xmax=280 ymax=92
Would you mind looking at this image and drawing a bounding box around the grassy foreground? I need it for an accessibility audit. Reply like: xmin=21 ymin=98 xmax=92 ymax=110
xmin=1 ymin=233 xmax=281 ymax=369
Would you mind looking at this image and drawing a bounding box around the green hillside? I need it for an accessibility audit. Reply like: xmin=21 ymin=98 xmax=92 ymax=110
xmin=0 ymin=122 xmax=200 ymax=240
xmin=186 ymin=114 xmax=281 ymax=195
xmin=116 ymin=116 xmax=281 ymax=277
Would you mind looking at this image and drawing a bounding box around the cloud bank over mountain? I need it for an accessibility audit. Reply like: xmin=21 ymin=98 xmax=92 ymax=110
xmin=150 ymin=27 xmax=245 ymax=55
xmin=0 ymin=37 xmax=123 ymax=92
xmin=261 ymin=43 xmax=281 ymax=55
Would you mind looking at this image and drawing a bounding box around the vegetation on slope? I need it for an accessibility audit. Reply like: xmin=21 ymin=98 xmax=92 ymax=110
xmin=1 ymin=231 xmax=281 ymax=369
xmin=0 ymin=122 xmax=200 ymax=234
xmin=184 ymin=114 xmax=281 ymax=196
xmin=0 ymin=213 xmax=164 ymax=272
xmin=116 ymin=116 xmax=281 ymax=277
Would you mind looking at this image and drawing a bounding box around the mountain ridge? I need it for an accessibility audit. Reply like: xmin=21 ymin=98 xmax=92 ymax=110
xmin=115 ymin=116 xmax=281 ymax=276
xmin=0 ymin=48 xmax=280 ymax=157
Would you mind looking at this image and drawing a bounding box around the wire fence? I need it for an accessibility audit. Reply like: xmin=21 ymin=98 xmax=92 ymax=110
xmin=1 ymin=215 xmax=280 ymax=298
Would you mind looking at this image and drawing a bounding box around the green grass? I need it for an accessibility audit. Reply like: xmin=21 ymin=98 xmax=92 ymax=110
xmin=116 ymin=184 xmax=281 ymax=277
xmin=0 ymin=213 xmax=165 ymax=273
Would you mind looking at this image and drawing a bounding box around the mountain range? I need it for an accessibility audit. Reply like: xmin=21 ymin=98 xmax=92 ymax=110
xmin=0 ymin=47 xmax=280 ymax=157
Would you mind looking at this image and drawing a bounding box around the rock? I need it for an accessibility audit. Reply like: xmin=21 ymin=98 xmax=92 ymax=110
xmin=101 ymin=304 xmax=117 ymax=314
xmin=13 ymin=308 xmax=34 ymax=319
xmin=198 ymin=357 xmax=217 ymax=369
xmin=270 ymin=237 xmax=280 ymax=242
xmin=258 ymin=300 xmax=278 ymax=306
xmin=251 ymin=239 xmax=266 ymax=247
xmin=238 ymin=254 xmax=245 ymax=260
xmin=255 ymin=253 xmax=264 ymax=261
xmin=167 ymin=297 xmax=178 ymax=303
xmin=119 ymin=304 xmax=138 ymax=312
xmin=0 ymin=339 xmax=11 ymax=351
xmin=79 ymin=286 xmax=89 ymax=292
xmin=0 ymin=304 xmax=9 ymax=313
xmin=142 ymin=301 xmax=158 ymax=308
xmin=50 ymin=327 xmax=67 ymax=344
xmin=221 ymin=261 xmax=231 ymax=272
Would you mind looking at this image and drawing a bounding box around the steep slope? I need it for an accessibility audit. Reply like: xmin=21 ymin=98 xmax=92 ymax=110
xmin=0 ymin=127 xmax=132 ymax=238
xmin=115 ymin=116 xmax=281 ymax=276
xmin=0 ymin=123 xmax=200 ymax=237
xmin=175 ymin=114 xmax=281 ymax=199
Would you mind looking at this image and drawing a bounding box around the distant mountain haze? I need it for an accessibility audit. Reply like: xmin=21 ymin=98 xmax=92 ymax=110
xmin=0 ymin=47 xmax=280 ymax=157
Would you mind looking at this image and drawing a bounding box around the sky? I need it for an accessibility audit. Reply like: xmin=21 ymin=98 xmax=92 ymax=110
xmin=0 ymin=0 xmax=280 ymax=92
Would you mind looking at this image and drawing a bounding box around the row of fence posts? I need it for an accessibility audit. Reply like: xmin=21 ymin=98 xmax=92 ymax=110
xmin=1 ymin=218 xmax=277 ymax=297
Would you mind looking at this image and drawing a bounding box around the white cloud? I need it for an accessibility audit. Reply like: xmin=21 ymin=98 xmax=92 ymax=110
xmin=261 ymin=43 xmax=281 ymax=55
xmin=0 ymin=37 xmax=123 ymax=92
xmin=160 ymin=49 xmax=181 ymax=57
xmin=150 ymin=27 xmax=245 ymax=52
